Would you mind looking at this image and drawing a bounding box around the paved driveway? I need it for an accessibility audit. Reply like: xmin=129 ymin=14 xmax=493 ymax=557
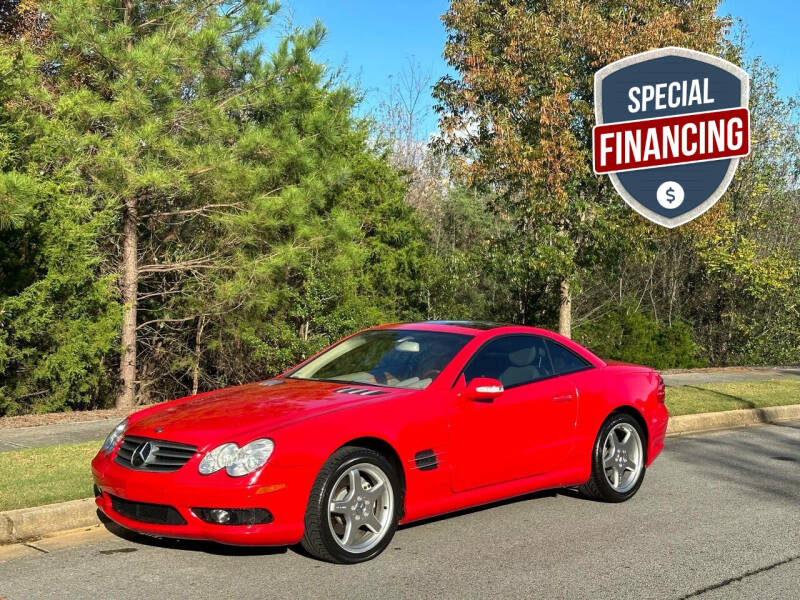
xmin=1 ymin=421 xmax=798 ymax=599
xmin=661 ymin=366 xmax=800 ymax=387
xmin=0 ymin=419 xmax=117 ymax=453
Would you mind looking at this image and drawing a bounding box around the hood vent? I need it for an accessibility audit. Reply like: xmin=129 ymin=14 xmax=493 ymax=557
xmin=335 ymin=387 xmax=387 ymax=397
xmin=259 ymin=380 xmax=285 ymax=387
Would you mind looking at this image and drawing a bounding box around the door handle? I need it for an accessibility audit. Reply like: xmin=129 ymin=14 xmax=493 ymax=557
xmin=552 ymin=394 xmax=575 ymax=403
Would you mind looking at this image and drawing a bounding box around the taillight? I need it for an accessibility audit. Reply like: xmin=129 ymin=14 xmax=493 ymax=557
xmin=656 ymin=374 xmax=666 ymax=403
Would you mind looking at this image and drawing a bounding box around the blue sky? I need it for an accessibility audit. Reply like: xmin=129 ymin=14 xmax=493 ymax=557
xmin=282 ymin=0 xmax=799 ymax=135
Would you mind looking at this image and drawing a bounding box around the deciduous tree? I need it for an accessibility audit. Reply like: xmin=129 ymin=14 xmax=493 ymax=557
xmin=434 ymin=0 xmax=726 ymax=337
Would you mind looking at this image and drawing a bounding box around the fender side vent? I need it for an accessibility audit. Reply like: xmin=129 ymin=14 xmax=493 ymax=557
xmin=335 ymin=387 xmax=387 ymax=397
xmin=414 ymin=450 xmax=438 ymax=471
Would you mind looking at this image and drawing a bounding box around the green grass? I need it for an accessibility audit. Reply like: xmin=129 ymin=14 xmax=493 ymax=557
xmin=666 ymin=378 xmax=800 ymax=416
xmin=0 ymin=440 xmax=100 ymax=512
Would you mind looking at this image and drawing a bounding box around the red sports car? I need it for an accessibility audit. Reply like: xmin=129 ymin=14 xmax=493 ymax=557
xmin=92 ymin=321 xmax=668 ymax=563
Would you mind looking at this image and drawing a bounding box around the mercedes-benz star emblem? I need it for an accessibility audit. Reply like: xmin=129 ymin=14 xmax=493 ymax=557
xmin=130 ymin=441 xmax=154 ymax=468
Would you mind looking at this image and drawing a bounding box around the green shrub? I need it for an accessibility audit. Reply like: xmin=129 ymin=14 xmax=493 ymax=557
xmin=575 ymin=299 xmax=705 ymax=369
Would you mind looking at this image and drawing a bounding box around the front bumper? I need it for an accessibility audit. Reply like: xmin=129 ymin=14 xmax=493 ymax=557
xmin=92 ymin=452 xmax=309 ymax=546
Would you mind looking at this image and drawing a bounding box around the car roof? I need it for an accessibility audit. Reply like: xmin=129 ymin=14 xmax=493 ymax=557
xmin=417 ymin=320 xmax=508 ymax=330
xmin=373 ymin=321 xmax=537 ymax=335
xmin=371 ymin=321 xmax=607 ymax=367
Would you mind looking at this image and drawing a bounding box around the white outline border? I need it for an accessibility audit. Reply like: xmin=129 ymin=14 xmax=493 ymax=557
xmin=594 ymin=47 xmax=750 ymax=228
xmin=593 ymin=107 xmax=750 ymax=174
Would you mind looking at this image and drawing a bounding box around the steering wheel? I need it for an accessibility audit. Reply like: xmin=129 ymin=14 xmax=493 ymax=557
xmin=372 ymin=370 xmax=401 ymax=385
xmin=422 ymin=369 xmax=441 ymax=380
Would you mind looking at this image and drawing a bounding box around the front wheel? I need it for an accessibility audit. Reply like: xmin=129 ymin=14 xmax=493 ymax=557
xmin=580 ymin=413 xmax=647 ymax=502
xmin=301 ymin=446 xmax=400 ymax=563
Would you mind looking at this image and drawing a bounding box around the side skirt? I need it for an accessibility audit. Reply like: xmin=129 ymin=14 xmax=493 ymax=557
xmin=399 ymin=466 xmax=589 ymax=525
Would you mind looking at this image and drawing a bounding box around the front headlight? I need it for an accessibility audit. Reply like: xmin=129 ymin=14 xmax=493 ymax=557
xmin=198 ymin=438 xmax=274 ymax=477
xmin=100 ymin=418 xmax=128 ymax=455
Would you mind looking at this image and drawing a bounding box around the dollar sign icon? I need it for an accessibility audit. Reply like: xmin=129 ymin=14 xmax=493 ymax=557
xmin=657 ymin=181 xmax=684 ymax=210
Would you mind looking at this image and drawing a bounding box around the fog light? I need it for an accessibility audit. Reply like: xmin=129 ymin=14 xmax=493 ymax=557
xmin=209 ymin=509 xmax=231 ymax=524
xmin=192 ymin=507 xmax=273 ymax=525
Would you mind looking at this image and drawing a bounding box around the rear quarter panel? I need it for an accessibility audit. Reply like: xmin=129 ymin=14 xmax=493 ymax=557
xmin=570 ymin=366 xmax=667 ymax=479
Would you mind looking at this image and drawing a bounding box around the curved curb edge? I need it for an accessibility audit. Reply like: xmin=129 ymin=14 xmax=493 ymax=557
xmin=666 ymin=404 xmax=800 ymax=436
xmin=0 ymin=498 xmax=100 ymax=545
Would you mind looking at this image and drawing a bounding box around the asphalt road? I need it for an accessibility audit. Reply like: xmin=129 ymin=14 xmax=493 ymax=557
xmin=1 ymin=422 xmax=799 ymax=600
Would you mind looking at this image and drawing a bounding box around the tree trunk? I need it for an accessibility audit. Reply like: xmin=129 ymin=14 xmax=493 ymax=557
xmin=558 ymin=278 xmax=571 ymax=339
xmin=117 ymin=197 xmax=138 ymax=409
xmin=192 ymin=315 xmax=206 ymax=396
xmin=117 ymin=0 xmax=136 ymax=410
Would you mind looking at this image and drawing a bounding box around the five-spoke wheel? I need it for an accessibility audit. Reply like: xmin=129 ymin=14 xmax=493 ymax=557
xmin=581 ymin=413 xmax=647 ymax=502
xmin=602 ymin=422 xmax=644 ymax=493
xmin=302 ymin=446 xmax=400 ymax=563
xmin=327 ymin=463 xmax=394 ymax=553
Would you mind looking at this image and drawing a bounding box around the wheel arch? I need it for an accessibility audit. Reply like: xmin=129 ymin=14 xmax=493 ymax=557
xmin=336 ymin=436 xmax=407 ymax=504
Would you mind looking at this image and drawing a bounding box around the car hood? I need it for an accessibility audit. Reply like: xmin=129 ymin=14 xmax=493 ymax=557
xmin=126 ymin=378 xmax=403 ymax=447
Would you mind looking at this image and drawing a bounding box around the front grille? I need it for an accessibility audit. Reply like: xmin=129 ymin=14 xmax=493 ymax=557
xmin=109 ymin=494 xmax=186 ymax=525
xmin=115 ymin=435 xmax=197 ymax=472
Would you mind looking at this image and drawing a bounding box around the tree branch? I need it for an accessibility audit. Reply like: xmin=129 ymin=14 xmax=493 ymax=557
xmin=138 ymin=257 xmax=220 ymax=273
xmin=140 ymin=203 xmax=242 ymax=220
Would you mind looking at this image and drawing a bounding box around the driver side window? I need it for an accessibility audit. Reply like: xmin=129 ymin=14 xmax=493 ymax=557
xmin=463 ymin=335 xmax=553 ymax=389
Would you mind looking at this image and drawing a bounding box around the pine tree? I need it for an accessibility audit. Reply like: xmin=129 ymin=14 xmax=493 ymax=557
xmin=1 ymin=1 xmax=430 ymax=413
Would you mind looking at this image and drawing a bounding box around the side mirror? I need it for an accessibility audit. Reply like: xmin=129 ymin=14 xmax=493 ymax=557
xmin=463 ymin=377 xmax=504 ymax=403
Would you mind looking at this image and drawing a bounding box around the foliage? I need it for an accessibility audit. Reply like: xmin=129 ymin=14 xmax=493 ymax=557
xmin=433 ymin=0 xmax=726 ymax=332
xmin=0 ymin=1 xmax=798 ymax=415
xmin=0 ymin=1 xmax=430 ymax=414
xmin=573 ymin=53 xmax=800 ymax=367
xmin=575 ymin=298 xmax=704 ymax=369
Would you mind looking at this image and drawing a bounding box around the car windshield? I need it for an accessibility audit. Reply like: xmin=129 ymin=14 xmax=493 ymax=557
xmin=289 ymin=330 xmax=472 ymax=390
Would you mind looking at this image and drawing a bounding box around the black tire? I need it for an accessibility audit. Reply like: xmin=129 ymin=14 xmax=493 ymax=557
xmin=301 ymin=446 xmax=401 ymax=564
xmin=579 ymin=412 xmax=647 ymax=502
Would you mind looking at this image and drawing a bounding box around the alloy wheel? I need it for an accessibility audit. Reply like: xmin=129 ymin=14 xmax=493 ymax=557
xmin=602 ymin=422 xmax=644 ymax=493
xmin=327 ymin=462 xmax=394 ymax=553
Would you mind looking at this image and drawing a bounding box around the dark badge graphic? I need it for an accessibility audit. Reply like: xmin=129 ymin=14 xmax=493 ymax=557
xmin=593 ymin=48 xmax=750 ymax=227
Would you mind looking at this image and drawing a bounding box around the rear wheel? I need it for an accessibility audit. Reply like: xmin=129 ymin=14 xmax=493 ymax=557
xmin=301 ymin=446 xmax=400 ymax=563
xmin=580 ymin=413 xmax=646 ymax=502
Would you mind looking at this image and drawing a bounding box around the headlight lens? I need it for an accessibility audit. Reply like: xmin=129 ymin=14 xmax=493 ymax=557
xmin=198 ymin=439 xmax=274 ymax=477
xmin=100 ymin=418 xmax=128 ymax=455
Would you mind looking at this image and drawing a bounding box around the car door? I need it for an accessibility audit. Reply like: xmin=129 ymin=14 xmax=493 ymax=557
xmin=449 ymin=335 xmax=579 ymax=493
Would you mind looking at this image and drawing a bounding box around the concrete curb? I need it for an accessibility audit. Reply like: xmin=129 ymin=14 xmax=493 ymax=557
xmin=1 ymin=406 xmax=799 ymax=545
xmin=666 ymin=404 xmax=800 ymax=436
xmin=0 ymin=498 xmax=100 ymax=545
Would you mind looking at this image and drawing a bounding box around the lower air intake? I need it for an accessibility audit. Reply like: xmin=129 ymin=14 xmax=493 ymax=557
xmin=109 ymin=495 xmax=186 ymax=525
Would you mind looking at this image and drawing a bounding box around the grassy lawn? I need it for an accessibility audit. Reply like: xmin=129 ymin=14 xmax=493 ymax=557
xmin=666 ymin=378 xmax=800 ymax=416
xmin=0 ymin=440 xmax=100 ymax=512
